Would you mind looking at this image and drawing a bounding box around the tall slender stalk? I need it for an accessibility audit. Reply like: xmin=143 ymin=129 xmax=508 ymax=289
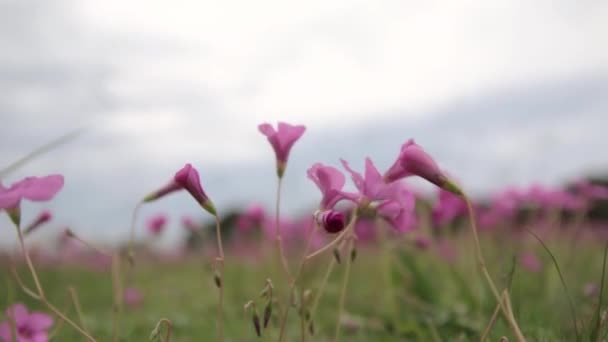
xmin=214 ymin=215 xmax=225 ymax=342
xmin=11 ymin=222 xmax=96 ymax=341
xmin=463 ymin=196 xmax=526 ymax=341
xmin=275 ymin=177 xmax=292 ymax=280
xmin=333 ymin=234 xmax=355 ymax=342
xmin=277 ymin=222 xmax=318 ymax=342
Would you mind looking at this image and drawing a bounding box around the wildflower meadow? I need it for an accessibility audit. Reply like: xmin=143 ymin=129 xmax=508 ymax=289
xmin=1 ymin=122 xmax=607 ymax=342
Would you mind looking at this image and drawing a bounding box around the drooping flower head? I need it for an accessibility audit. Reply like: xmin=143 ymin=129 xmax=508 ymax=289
xmin=143 ymin=164 xmax=216 ymax=216
xmin=307 ymin=163 xmax=357 ymax=209
xmin=384 ymin=139 xmax=462 ymax=195
xmin=174 ymin=164 xmax=216 ymax=215
xmin=314 ymin=209 xmax=346 ymax=234
xmin=23 ymin=210 xmax=53 ymax=236
xmin=258 ymin=122 xmax=306 ymax=178
xmin=146 ymin=214 xmax=168 ymax=236
xmin=0 ymin=303 xmax=53 ymax=342
xmin=0 ymin=175 xmax=64 ymax=225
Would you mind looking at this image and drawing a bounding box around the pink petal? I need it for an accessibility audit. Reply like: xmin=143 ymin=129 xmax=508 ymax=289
xmin=27 ymin=313 xmax=53 ymax=331
xmin=340 ymin=159 xmax=364 ymax=192
xmin=0 ymin=191 xmax=21 ymax=209
xmin=16 ymin=175 xmax=64 ymax=202
xmin=0 ymin=322 xmax=12 ymax=342
xmin=257 ymin=123 xmax=276 ymax=137
xmin=30 ymin=331 xmax=49 ymax=342
xmin=6 ymin=303 xmax=28 ymax=326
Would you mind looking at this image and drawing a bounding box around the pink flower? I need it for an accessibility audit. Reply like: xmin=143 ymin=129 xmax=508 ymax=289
xmin=574 ymin=180 xmax=608 ymax=200
xmin=0 ymin=303 xmax=53 ymax=342
xmin=307 ymin=163 xmax=357 ymax=209
xmin=520 ymin=251 xmax=542 ymax=273
xmin=431 ymin=189 xmax=467 ymax=226
xmin=414 ymin=236 xmax=431 ymax=250
xmin=0 ymin=175 xmax=63 ymax=225
xmin=147 ymin=214 xmax=168 ymax=235
xmin=123 ymin=287 xmax=144 ymax=309
xmin=236 ymin=204 xmax=266 ymax=231
xmin=376 ymin=183 xmax=416 ymax=233
xmin=181 ymin=216 xmax=199 ymax=231
xmin=142 ymin=164 xmax=216 ymax=215
xmin=340 ymin=158 xmax=391 ymax=204
xmin=258 ymin=122 xmax=306 ymax=177
xmin=384 ymin=139 xmax=461 ymax=195
xmin=174 ymin=164 xmax=216 ymax=215
xmin=314 ymin=210 xmax=346 ymax=233
xmin=23 ymin=210 xmax=52 ymax=235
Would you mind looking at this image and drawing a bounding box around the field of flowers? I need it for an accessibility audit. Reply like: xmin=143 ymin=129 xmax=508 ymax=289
xmin=1 ymin=122 xmax=607 ymax=341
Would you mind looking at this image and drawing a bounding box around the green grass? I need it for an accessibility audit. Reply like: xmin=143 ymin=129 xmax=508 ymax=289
xmin=1 ymin=234 xmax=606 ymax=341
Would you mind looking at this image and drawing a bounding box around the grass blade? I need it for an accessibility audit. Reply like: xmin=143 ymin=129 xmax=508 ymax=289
xmin=526 ymin=228 xmax=579 ymax=342
xmin=0 ymin=127 xmax=84 ymax=178
xmin=591 ymin=242 xmax=608 ymax=341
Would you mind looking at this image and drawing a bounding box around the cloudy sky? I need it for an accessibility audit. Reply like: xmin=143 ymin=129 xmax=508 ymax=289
xmin=1 ymin=0 xmax=607 ymax=246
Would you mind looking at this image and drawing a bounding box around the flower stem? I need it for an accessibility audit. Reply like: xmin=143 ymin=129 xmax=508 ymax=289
xmin=278 ymin=221 xmax=318 ymax=342
xmin=275 ymin=177 xmax=292 ymax=280
xmin=68 ymin=286 xmax=88 ymax=333
xmin=127 ymin=202 xmax=142 ymax=266
xmin=333 ymin=234 xmax=355 ymax=342
xmin=11 ymin=222 xmax=96 ymax=341
xmin=111 ymin=254 xmax=124 ymax=342
xmin=214 ymin=215 xmax=225 ymax=342
xmin=13 ymin=222 xmax=44 ymax=297
xmin=463 ymin=196 xmax=525 ymax=341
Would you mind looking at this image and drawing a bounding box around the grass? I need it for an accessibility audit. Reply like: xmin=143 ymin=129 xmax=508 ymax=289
xmin=1 ymin=231 xmax=606 ymax=341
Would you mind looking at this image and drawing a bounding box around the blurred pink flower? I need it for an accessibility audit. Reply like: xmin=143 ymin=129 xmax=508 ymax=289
xmin=123 ymin=287 xmax=144 ymax=309
xmin=0 ymin=303 xmax=53 ymax=342
xmin=353 ymin=219 xmax=377 ymax=244
xmin=376 ymin=183 xmax=416 ymax=233
xmin=307 ymin=163 xmax=357 ymax=209
xmin=314 ymin=210 xmax=346 ymax=234
xmin=181 ymin=216 xmax=199 ymax=231
xmin=520 ymin=251 xmax=542 ymax=273
xmin=575 ymin=180 xmax=608 ymax=200
xmin=414 ymin=236 xmax=431 ymax=250
xmin=583 ymin=283 xmax=599 ymax=298
xmin=0 ymin=175 xmax=63 ymax=226
xmin=147 ymin=214 xmax=168 ymax=236
xmin=431 ymin=189 xmax=467 ymax=227
xmin=23 ymin=210 xmax=52 ymax=235
xmin=258 ymin=122 xmax=306 ymax=177
xmin=384 ymin=139 xmax=461 ymax=195
xmin=236 ymin=204 xmax=266 ymax=231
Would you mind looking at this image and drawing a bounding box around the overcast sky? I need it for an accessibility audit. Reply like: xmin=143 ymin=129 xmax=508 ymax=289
xmin=1 ymin=0 xmax=607 ymax=246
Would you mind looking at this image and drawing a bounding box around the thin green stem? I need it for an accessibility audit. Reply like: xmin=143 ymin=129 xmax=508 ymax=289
xmin=333 ymin=235 xmax=354 ymax=342
xmin=525 ymin=228 xmax=579 ymax=341
xmin=277 ymin=221 xmax=318 ymax=342
xmin=68 ymin=286 xmax=88 ymax=333
xmin=463 ymin=197 xmax=526 ymax=341
xmin=214 ymin=215 xmax=225 ymax=342
xmin=592 ymin=242 xmax=608 ymax=341
xmin=275 ymin=177 xmax=292 ymax=280
xmin=127 ymin=202 xmax=142 ymax=266
xmin=13 ymin=222 xmax=44 ymax=297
